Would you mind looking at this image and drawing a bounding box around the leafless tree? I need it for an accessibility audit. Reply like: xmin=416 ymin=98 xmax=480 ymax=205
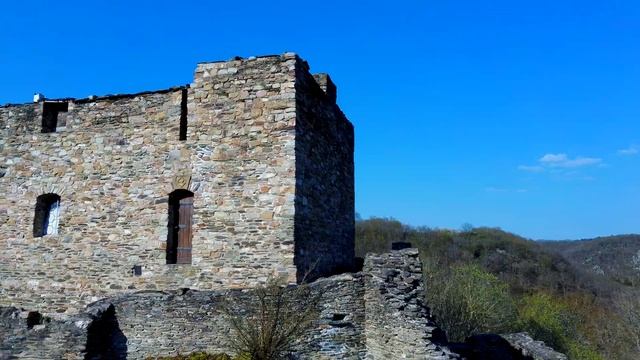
xmin=222 ymin=278 xmax=322 ymax=360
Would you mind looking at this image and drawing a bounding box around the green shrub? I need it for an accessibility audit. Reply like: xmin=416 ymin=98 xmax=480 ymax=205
xmin=517 ymin=292 xmax=604 ymax=360
xmin=426 ymin=263 xmax=517 ymax=342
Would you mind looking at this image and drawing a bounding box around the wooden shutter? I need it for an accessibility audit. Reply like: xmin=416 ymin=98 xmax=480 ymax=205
xmin=176 ymin=196 xmax=193 ymax=264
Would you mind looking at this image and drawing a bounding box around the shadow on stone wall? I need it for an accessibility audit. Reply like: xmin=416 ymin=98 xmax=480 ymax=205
xmin=450 ymin=334 xmax=534 ymax=360
xmin=85 ymin=304 xmax=127 ymax=360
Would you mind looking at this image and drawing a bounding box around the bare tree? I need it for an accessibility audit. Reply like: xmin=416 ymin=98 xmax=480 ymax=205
xmin=223 ymin=278 xmax=322 ymax=360
xmin=618 ymin=293 xmax=640 ymax=355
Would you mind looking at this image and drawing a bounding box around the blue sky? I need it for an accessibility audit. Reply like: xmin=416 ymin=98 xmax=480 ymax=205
xmin=1 ymin=1 xmax=639 ymax=239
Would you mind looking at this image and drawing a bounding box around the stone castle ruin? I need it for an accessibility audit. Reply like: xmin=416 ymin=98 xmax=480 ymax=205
xmin=0 ymin=53 xmax=354 ymax=314
xmin=0 ymin=53 xmax=566 ymax=359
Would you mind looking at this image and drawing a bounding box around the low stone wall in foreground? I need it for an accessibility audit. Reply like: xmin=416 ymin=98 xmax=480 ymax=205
xmin=0 ymin=250 xmax=565 ymax=360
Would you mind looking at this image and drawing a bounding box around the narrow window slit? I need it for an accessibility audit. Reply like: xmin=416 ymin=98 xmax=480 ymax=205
xmin=179 ymin=88 xmax=188 ymax=141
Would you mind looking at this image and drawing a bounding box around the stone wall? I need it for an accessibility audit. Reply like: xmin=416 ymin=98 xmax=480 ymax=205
xmin=0 ymin=307 xmax=88 ymax=360
xmin=364 ymin=249 xmax=459 ymax=359
xmin=1 ymin=250 xmax=567 ymax=360
xmin=294 ymin=60 xmax=355 ymax=280
xmin=0 ymin=53 xmax=355 ymax=315
xmin=83 ymin=274 xmax=366 ymax=360
xmin=0 ymin=250 xmax=450 ymax=359
xmin=0 ymin=90 xmax=194 ymax=314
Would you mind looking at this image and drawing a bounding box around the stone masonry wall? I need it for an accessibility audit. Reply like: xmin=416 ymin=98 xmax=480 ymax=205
xmin=0 ymin=306 xmax=89 ymax=360
xmin=0 ymin=90 xmax=194 ymax=314
xmin=0 ymin=250 xmax=566 ymax=359
xmin=364 ymin=249 xmax=459 ymax=359
xmin=0 ymin=251 xmax=442 ymax=360
xmin=294 ymin=60 xmax=355 ymax=280
xmin=0 ymin=273 xmax=366 ymax=359
xmin=85 ymin=274 xmax=366 ymax=360
xmin=0 ymin=54 xmax=354 ymax=315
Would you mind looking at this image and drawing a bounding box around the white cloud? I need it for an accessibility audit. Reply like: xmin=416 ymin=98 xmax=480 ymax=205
xmin=539 ymin=153 xmax=568 ymax=164
xmin=618 ymin=146 xmax=638 ymax=156
xmin=537 ymin=153 xmax=601 ymax=168
xmin=518 ymin=152 xmax=603 ymax=174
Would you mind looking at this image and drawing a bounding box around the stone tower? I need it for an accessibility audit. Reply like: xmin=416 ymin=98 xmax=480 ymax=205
xmin=0 ymin=53 xmax=355 ymax=314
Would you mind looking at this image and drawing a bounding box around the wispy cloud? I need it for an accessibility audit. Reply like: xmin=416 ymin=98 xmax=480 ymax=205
xmin=518 ymin=152 xmax=603 ymax=175
xmin=538 ymin=153 xmax=602 ymax=168
xmin=618 ymin=146 xmax=638 ymax=156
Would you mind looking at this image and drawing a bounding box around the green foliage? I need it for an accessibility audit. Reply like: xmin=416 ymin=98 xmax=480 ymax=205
xmin=517 ymin=293 xmax=577 ymax=351
xmin=426 ymin=263 xmax=517 ymax=342
xmin=519 ymin=293 xmax=604 ymax=360
xmin=356 ymin=217 xmax=640 ymax=359
xmin=566 ymin=343 xmax=604 ymax=360
xmin=356 ymin=218 xmax=593 ymax=296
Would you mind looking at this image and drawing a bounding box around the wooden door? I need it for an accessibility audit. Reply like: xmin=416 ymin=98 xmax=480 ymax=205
xmin=176 ymin=196 xmax=193 ymax=264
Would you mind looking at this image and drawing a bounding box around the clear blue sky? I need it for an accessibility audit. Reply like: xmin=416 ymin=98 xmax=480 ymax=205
xmin=2 ymin=1 xmax=639 ymax=239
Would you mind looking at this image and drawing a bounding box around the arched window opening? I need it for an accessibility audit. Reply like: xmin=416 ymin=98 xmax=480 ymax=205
xmin=167 ymin=189 xmax=194 ymax=264
xmin=33 ymin=193 xmax=61 ymax=237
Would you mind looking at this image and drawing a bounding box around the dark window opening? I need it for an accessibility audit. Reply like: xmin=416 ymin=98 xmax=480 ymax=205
xmin=26 ymin=311 xmax=43 ymax=329
xmin=33 ymin=193 xmax=61 ymax=237
xmin=131 ymin=265 xmax=142 ymax=276
xmin=331 ymin=313 xmax=346 ymax=321
xmin=167 ymin=189 xmax=194 ymax=264
xmin=179 ymin=88 xmax=188 ymax=141
xmin=42 ymin=101 xmax=68 ymax=133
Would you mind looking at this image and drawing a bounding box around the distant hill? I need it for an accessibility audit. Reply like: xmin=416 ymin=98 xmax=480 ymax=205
xmin=355 ymin=219 xmax=612 ymax=296
xmin=540 ymin=235 xmax=640 ymax=287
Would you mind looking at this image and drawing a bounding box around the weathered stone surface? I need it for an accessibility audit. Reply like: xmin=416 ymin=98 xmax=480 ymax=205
xmin=0 ymin=53 xmax=354 ymax=315
xmin=0 ymin=250 xmax=464 ymax=360
xmin=501 ymin=333 xmax=568 ymax=360
xmin=364 ymin=249 xmax=460 ymax=359
xmin=0 ymin=306 xmax=89 ymax=359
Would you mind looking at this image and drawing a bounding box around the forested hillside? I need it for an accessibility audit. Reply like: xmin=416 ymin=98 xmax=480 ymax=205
xmin=541 ymin=235 xmax=640 ymax=287
xmin=356 ymin=217 xmax=640 ymax=360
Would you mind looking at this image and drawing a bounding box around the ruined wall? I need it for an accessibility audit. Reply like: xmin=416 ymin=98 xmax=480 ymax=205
xmin=0 ymin=250 xmax=445 ymax=360
xmin=81 ymin=274 xmax=365 ymax=359
xmin=0 ymin=91 xmax=193 ymax=314
xmin=0 ymin=53 xmax=356 ymax=315
xmin=364 ymin=249 xmax=459 ymax=359
xmin=0 ymin=307 xmax=88 ymax=360
xmin=0 ymin=55 xmax=310 ymax=315
xmin=0 ymin=250 xmax=566 ymax=360
xmin=294 ymin=61 xmax=355 ymax=280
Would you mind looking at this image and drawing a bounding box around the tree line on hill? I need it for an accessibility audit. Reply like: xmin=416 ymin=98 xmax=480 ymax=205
xmin=355 ymin=216 xmax=640 ymax=360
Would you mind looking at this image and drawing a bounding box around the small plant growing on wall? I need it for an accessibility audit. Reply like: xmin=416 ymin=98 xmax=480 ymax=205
xmin=222 ymin=278 xmax=322 ymax=360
